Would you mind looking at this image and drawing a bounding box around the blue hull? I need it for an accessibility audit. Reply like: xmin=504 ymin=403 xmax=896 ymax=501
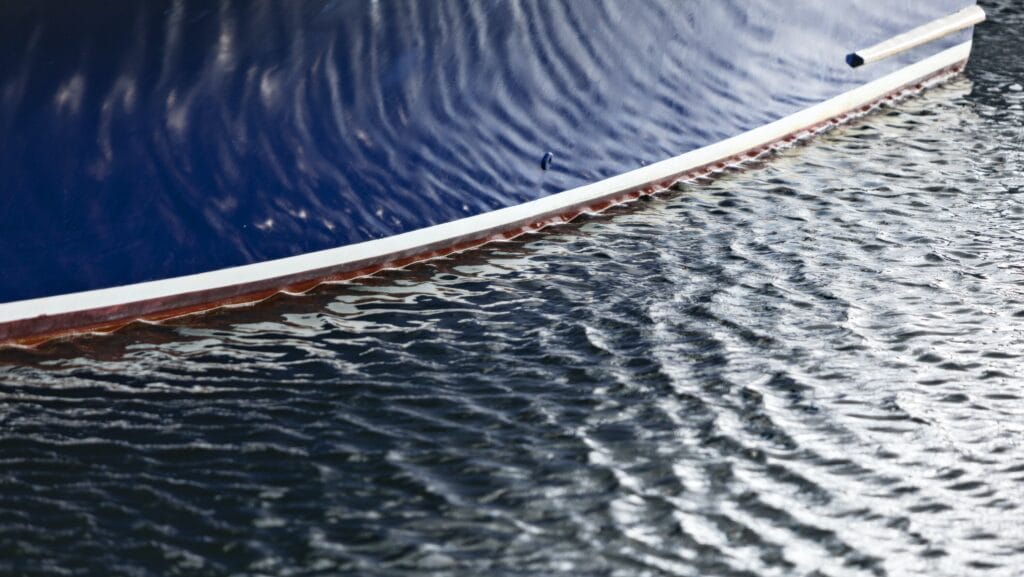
xmin=0 ymin=0 xmax=977 ymax=342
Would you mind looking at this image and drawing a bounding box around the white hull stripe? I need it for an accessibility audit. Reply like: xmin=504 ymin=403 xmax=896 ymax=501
xmin=0 ymin=40 xmax=973 ymax=337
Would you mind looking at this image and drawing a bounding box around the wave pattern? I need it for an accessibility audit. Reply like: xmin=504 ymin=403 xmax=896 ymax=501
xmin=0 ymin=0 xmax=969 ymax=301
xmin=0 ymin=1 xmax=1020 ymax=576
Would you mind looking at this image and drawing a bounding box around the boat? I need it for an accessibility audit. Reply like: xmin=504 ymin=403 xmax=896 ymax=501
xmin=0 ymin=1 xmax=985 ymax=345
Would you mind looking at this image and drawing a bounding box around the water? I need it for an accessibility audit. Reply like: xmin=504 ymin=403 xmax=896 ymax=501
xmin=2 ymin=3 xmax=1023 ymax=576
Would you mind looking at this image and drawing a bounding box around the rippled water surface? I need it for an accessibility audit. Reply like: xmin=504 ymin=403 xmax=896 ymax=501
xmin=3 ymin=3 xmax=1024 ymax=576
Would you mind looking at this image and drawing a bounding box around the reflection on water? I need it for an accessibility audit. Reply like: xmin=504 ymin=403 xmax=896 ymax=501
xmin=0 ymin=0 xmax=967 ymax=301
xmin=1 ymin=2 xmax=1023 ymax=576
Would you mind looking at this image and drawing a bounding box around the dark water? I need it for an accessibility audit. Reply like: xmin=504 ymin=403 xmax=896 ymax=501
xmin=2 ymin=3 xmax=1024 ymax=576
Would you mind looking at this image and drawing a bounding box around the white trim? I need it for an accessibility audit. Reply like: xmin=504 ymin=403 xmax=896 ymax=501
xmin=848 ymin=6 xmax=984 ymax=67
xmin=0 ymin=40 xmax=973 ymax=327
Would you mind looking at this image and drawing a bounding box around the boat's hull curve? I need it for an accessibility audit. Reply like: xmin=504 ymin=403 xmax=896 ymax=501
xmin=0 ymin=0 xmax=978 ymax=344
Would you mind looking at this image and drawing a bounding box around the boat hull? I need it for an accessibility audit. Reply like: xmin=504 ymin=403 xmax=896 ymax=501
xmin=0 ymin=1 xmax=979 ymax=344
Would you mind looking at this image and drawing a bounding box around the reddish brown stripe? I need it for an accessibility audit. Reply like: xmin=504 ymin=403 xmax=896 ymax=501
xmin=0 ymin=61 xmax=966 ymax=347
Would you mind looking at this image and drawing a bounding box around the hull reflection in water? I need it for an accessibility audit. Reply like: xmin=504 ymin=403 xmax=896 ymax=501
xmin=0 ymin=0 xmax=982 ymax=344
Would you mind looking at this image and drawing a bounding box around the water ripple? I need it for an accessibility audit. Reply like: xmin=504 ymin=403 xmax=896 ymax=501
xmin=2 ymin=2 xmax=1024 ymax=576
